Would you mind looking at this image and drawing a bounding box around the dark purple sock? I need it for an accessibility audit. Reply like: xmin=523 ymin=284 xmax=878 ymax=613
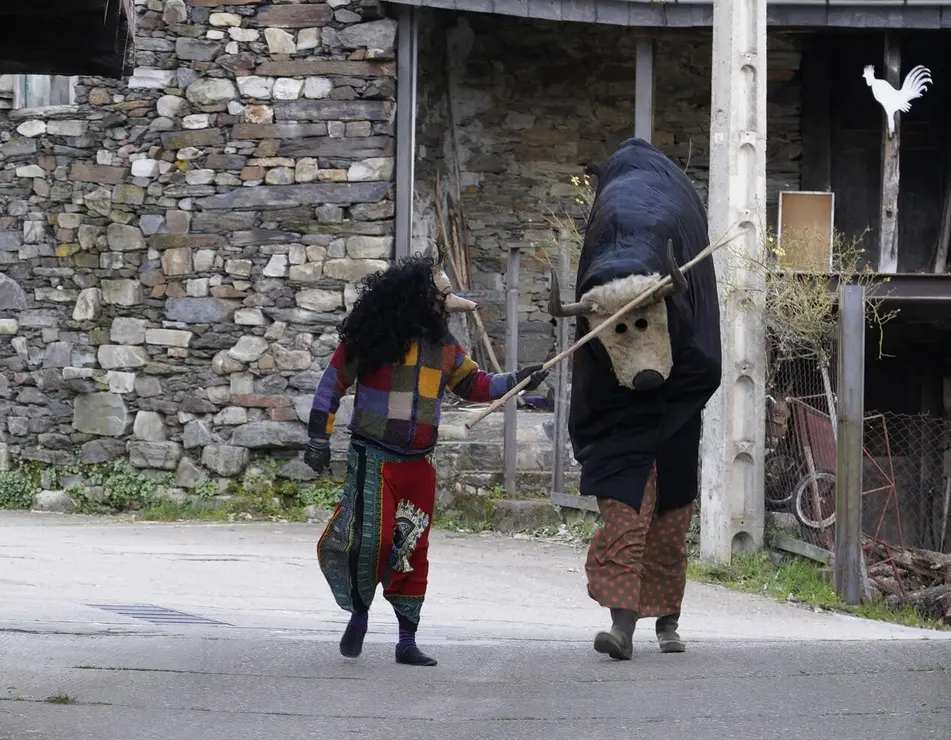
xmin=396 ymin=626 xmax=416 ymax=653
xmin=394 ymin=625 xmax=437 ymax=666
xmin=351 ymin=612 xmax=368 ymax=630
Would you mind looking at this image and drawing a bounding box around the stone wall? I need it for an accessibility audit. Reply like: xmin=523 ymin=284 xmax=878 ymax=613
xmin=0 ymin=0 xmax=397 ymax=487
xmin=414 ymin=11 xmax=803 ymax=365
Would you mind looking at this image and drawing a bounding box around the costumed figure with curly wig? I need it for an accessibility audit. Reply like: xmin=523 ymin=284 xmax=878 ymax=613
xmin=305 ymin=251 xmax=547 ymax=667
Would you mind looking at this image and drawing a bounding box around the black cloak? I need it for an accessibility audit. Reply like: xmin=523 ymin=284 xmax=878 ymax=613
xmin=568 ymin=138 xmax=722 ymax=514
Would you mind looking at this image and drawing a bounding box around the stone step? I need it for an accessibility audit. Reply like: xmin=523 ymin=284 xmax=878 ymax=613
xmin=327 ymin=398 xmax=558 ymax=445
xmin=440 ymin=469 xmax=578 ymax=498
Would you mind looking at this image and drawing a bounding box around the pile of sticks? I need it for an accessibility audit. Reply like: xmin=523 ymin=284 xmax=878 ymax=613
xmin=867 ymin=541 xmax=951 ymax=623
xmin=434 ymin=170 xmax=502 ymax=374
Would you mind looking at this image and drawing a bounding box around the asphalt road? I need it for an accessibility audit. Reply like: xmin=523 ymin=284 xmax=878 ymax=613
xmin=1 ymin=512 xmax=949 ymax=740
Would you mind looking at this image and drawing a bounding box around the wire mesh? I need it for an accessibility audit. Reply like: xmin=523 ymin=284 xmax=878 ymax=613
xmin=765 ymin=345 xmax=951 ymax=609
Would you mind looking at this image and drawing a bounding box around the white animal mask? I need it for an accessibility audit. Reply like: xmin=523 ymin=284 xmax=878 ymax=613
xmin=548 ymin=239 xmax=687 ymax=391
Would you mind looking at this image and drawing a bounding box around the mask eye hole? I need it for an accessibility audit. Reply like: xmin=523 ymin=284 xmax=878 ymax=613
xmin=615 ymin=323 xmax=627 ymax=334
xmin=634 ymin=318 xmax=648 ymax=331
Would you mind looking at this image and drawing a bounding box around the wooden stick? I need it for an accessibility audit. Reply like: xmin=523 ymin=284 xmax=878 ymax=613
xmin=470 ymin=309 xmax=503 ymax=374
xmin=464 ymin=226 xmax=742 ymax=430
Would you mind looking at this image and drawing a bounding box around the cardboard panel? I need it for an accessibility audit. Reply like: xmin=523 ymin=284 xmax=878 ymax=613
xmin=777 ymin=191 xmax=835 ymax=272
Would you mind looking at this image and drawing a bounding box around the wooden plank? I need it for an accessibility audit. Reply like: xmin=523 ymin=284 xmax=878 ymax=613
xmin=634 ymin=38 xmax=654 ymax=144
xmin=375 ymin=2 xmax=948 ymax=31
xmin=527 ymin=0 xmax=562 ymax=22
xmin=249 ymin=4 xmax=333 ymax=28
xmin=394 ymin=5 xmax=419 ymax=262
xmin=878 ymin=33 xmax=901 ymax=274
xmin=773 ymin=536 xmax=834 ymax=566
xmin=835 ymin=284 xmax=866 ymax=605
xmin=551 ymin=492 xmax=600 ymax=514
xmin=561 ymin=0 xmax=596 ymax=24
xmin=800 ymin=35 xmax=832 ymax=191
xmin=504 ymin=247 xmax=520 ymax=496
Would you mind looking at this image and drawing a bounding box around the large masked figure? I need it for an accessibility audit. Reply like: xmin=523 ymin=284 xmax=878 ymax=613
xmin=306 ymin=252 xmax=546 ymax=667
xmin=549 ymin=138 xmax=722 ymax=660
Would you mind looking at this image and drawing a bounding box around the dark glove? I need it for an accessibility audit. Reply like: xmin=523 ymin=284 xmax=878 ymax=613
xmin=304 ymin=439 xmax=331 ymax=473
xmin=515 ymin=363 xmax=548 ymax=392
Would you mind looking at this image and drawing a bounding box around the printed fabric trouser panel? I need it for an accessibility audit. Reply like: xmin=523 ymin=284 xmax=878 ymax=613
xmin=316 ymin=440 xmax=437 ymax=628
xmin=584 ymin=467 xmax=695 ymax=617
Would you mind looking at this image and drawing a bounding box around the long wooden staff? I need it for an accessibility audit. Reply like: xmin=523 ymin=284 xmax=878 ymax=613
xmin=464 ymin=225 xmax=742 ymax=430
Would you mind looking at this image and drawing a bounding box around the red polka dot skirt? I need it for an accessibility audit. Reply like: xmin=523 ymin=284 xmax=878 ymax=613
xmin=584 ymin=467 xmax=694 ymax=617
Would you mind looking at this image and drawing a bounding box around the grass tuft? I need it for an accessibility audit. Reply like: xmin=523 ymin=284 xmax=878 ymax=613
xmin=688 ymin=551 xmax=949 ymax=631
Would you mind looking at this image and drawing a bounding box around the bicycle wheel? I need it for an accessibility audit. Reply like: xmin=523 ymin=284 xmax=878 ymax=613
xmin=793 ymin=470 xmax=837 ymax=530
xmin=764 ymin=450 xmax=801 ymax=509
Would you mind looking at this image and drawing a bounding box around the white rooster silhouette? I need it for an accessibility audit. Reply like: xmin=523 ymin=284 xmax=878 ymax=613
xmin=863 ymin=64 xmax=933 ymax=137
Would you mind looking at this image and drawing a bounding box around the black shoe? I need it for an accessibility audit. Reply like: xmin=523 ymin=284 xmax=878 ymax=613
xmin=395 ymin=644 xmax=438 ymax=667
xmin=339 ymin=614 xmax=368 ymax=658
xmin=656 ymin=612 xmax=685 ymax=653
xmin=594 ymin=608 xmax=637 ymax=661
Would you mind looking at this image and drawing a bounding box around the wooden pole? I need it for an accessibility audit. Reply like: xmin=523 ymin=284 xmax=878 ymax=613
xmin=552 ymin=242 xmax=571 ymax=499
xmin=835 ymin=283 xmax=866 ymax=605
xmin=878 ymin=33 xmax=901 ymax=274
xmin=934 ymin=148 xmax=951 ymax=273
xmin=465 ymin=224 xmax=741 ymax=430
xmin=394 ymin=5 xmax=418 ymax=262
xmin=504 ymin=247 xmax=520 ymax=496
xmin=634 ymin=38 xmax=654 ymax=144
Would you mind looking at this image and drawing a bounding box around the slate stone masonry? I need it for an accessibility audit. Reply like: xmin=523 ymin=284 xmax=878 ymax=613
xmin=0 ymin=0 xmax=397 ymax=487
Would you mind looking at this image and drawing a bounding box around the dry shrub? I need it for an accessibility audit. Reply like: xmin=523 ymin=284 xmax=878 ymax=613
xmin=537 ymin=173 xmax=594 ymax=274
xmin=720 ymin=227 xmax=898 ymax=391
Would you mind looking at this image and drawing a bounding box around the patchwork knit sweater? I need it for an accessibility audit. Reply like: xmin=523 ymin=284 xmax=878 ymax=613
xmin=308 ymin=335 xmax=520 ymax=457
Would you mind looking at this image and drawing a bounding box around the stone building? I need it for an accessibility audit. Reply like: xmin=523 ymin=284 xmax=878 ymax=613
xmin=0 ymin=0 xmax=400 ymax=485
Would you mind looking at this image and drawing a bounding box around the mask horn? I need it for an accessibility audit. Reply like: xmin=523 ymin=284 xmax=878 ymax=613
xmin=548 ymin=269 xmax=591 ymax=318
xmin=658 ymin=239 xmax=688 ymax=298
xmin=444 ymin=293 xmax=478 ymax=313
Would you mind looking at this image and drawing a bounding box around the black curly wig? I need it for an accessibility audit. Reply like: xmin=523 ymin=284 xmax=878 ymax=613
xmin=337 ymin=253 xmax=447 ymax=372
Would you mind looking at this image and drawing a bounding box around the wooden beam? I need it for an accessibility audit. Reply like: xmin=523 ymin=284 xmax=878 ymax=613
xmin=878 ymin=33 xmax=901 ymax=274
xmin=504 ymin=247 xmax=520 ymax=496
xmin=773 ymin=535 xmax=834 ymax=566
xmin=634 ymin=38 xmax=654 ymax=144
xmin=935 ymin=147 xmax=951 ymax=273
xmin=551 ymin=242 xmax=572 ymax=503
xmin=394 ymin=5 xmax=419 ymax=262
xmin=551 ymin=492 xmax=599 ymax=514
xmin=835 ymin=284 xmax=866 ymax=605
xmin=800 ymin=35 xmax=832 ymax=191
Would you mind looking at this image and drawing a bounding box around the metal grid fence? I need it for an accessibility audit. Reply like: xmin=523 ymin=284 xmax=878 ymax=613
xmin=765 ymin=347 xmax=951 ymax=610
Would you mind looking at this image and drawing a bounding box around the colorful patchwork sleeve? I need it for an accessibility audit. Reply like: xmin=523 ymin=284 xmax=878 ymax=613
xmin=446 ymin=346 xmax=517 ymax=403
xmin=308 ymin=343 xmax=357 ymax=440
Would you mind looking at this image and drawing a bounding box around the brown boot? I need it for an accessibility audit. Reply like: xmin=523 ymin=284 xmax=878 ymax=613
xmin=656 ymin=612 xmax=685 ymax=653
xmin=594 ymin=608 xmax=637 ymax=661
